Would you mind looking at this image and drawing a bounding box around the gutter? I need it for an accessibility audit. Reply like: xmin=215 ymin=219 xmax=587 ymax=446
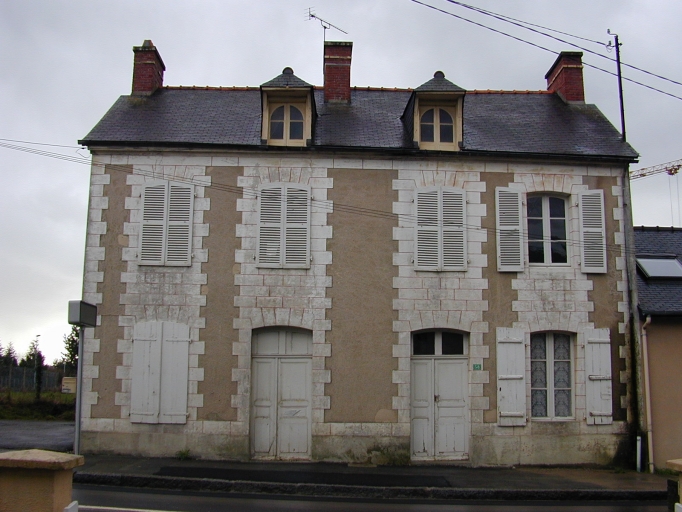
xmin=641 ymin=315 xmax=654 ymax=473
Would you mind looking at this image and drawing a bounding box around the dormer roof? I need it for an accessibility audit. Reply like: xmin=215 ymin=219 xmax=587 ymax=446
xmin=414 ymin=71 xmax=466 ymax=93
xmin=261 ymin=67 xmax=313 ymax=89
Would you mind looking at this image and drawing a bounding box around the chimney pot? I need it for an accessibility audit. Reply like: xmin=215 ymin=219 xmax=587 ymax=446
xmin=324 ymin=41 xmax=353 ymax=103
xmin=132 ymin=40 xmax=166 ymax=96
xmin=545 ymin=51 xmax=584 ymax=103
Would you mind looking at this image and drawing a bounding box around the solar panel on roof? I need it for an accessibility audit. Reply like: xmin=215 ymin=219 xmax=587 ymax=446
xmin=637 ymin=257 xmax=682 ymax=278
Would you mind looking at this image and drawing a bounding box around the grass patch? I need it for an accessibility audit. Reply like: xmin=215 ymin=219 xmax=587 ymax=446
xmin=0 ymin=391 xmax=75 ymax=421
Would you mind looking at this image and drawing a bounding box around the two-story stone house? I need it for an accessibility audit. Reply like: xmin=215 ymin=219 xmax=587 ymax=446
xmin=77 ymin=40 xmax=638 ymax=465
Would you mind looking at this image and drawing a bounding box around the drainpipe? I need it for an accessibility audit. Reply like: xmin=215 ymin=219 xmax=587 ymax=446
xmin=641 ymin=315 xmax=654 ymax=473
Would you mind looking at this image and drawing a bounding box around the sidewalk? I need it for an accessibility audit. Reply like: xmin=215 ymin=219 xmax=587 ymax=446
xmin=74 ymin=454 xmax=670 ymax=501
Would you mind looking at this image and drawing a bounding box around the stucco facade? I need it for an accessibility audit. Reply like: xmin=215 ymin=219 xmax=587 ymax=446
xmin=78 ymin=41 xmax=638 ymax=466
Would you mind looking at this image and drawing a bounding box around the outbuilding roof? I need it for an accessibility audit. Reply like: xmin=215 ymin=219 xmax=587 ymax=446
xmin=81 ymin=84 xmax=638 ymax=161
xmin=634 ymin=226 xmax=682 ymax=316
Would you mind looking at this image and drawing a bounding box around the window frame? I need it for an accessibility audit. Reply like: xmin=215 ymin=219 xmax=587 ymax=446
xmin=417 ymin=106 xmax=459 ymax=151
xmin=411 ymin=330 xmax=468 ymax=358
xmin=267 ymin=102 xmax=307 ymax=147
xmin=530 ymin=331 xmax=574 ymax=421
xmin=526 ymin=194 xmax=570 ymax=267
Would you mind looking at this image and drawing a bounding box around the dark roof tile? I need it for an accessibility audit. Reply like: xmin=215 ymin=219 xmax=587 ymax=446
xmin=634 ymin=227 xmax=682 ymax=316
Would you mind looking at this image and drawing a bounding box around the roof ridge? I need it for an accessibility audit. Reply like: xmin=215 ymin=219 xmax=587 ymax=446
xmin=164 ymin=86 xmax=260 ymax=91
xmin=164 ymin=85 xmax=552 ymax=94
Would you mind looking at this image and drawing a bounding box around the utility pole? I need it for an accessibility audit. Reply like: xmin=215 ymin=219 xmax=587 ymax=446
xmin=608 ymin=30 xmax=626 ymax=142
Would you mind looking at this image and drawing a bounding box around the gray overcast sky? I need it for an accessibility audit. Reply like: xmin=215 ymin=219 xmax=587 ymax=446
xmin=1 ymin=0 xmax=681 ymax=363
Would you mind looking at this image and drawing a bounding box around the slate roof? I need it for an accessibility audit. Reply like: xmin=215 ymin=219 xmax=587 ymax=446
xmin=414 ymin=71 xmax=466 ymax=93
xmin=81 ymin=85 xmax=638 ymax=160
xmin=634 ymin=226 xmax=682 ymax=316
xmin=261 ymin=68 xmax=312 ymax=89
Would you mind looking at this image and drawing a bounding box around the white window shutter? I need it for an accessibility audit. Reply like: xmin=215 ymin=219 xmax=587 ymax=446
xmin=497 ymin=327 xmax=526 ymax=426
xmin=579 ymin=190 xmax=607 ymax=273
xmin=130 ymin=321 xmax=162 ymax=424
xmin=283 ymin=185 xmax=310 ymax=268
xmin=165 ymin=183 xmax=194 ymax=266
xmin=139 ymin=183 xmax=168 ymax=265
xmin=415 ymin=188 xmax=440 ymax=270
xmin=441 ymin=188 xmax=467 ymax=271
xmin=496 ymin=188 xmax=524 ymax=272
xmin=584 ymin=328 xmax=613 ymax=425
xmin=158 ymin=322 xmax=190 ymax=424
xmin=257 ymin=186 xmax=283 ymax=267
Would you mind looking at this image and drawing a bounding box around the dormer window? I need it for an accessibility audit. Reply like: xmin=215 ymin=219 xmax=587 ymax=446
xmin=408 ymin=71 xmax=466 ymax=152
xmin=269 ymin=104 xmax=305 ymax=143
xmin=420 ymin=108 xmax=455 ymax=145
xmin=260 ymin=67 xmax=315 ymax=148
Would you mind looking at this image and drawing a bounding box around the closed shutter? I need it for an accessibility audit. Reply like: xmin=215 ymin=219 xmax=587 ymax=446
xmin=584 ymin=328 xmax=613 ymax=425
xmin=283 ymin=186 xmax=310 ymax=268
xmin=140 ymin=183 xmax=167 ymax=265
xmin=496 ymin=188 xmax=524 ymax=272
xmin=415 ymin=187 xmax=467 ymax=271
xmin=415 ymin=188 xmax=440 ymax=270
xmin=139 ymin=180 xmax=194 ymax=266
xmin=130 ymin=321 xmax=162 ymax=423
xmin=441 ymin=188 xmax=467 ymax=271
xmin=497 ymin=327 xmax=526 ymax=426
xmin=257 ymin=184 xmax=310 ymax=268
xmin=165 ymin=183 xmax=194 ymax=266
xmin=158 ymin=322 xmax=190 ymax=424
xmin=579 ymin=190 xmax=607 ymax=273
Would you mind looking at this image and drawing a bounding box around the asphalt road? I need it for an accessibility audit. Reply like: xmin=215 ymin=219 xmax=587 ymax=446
xmin=74 ymin=485 xmax=668 ymax=512
xmin=0 ymin=420 xmax=74 ymax=452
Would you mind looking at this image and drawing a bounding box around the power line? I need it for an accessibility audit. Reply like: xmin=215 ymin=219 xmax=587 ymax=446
xmin=0 ymin=140 xmax=643 ymax=259
xmin=0 ymin=138 xmax=84 ymax=149
xmin=411 ymin=0 xmax=682 ymax=102
xmin=441 ymin=0 xmax=682 ymax=89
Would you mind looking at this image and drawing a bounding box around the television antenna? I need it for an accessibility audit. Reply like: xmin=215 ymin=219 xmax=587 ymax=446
xmin=306 ymin=8 xmax=348 ymax=41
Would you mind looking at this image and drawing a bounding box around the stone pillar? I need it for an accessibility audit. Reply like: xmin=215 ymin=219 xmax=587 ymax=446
xmin=0 ymin=449 xmax=84 ymax=512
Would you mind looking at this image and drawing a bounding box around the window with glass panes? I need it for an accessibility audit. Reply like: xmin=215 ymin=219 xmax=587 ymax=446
xmin=531 ymin=332 xmax=572 ymax=419
xmin=269 ymin=104 xmax=305 ymax=144
xmin=527 ymin=195 xmax=568 ymax=264
xmin=419 ymin=108 xmax=454 ymax=146
xmin=412 ymin=331 xmax=465 ymax=356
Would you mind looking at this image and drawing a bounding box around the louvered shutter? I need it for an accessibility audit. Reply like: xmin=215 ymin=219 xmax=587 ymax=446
xmin=140 ymin=183 xmax=168 ymax=265
xmin=497 ymin=327 xmax=527 ymax=426
xmin=441 ymin=188 xmax=467 ymax=271
xmin=283 ymin=185 xmax=310 ymax=268
xmin=415 ymin=188 xmax=440 ymax=270
xmin=130 ymin=321 xmax=162 ymax=424
xmin=584 ymin=328 xmax=613 ymax=425
xmin=579 ymin=190 xmax=607 ymax=273
xmin=496 ymin=188 xmax=524 ymax=272
xmin=258 ymin=186 xmax=283 ymax=267
xmin=158 ymin=322 xmax=189 ymax=424
xmin=165 ymin=183 xmax=194 ymax=266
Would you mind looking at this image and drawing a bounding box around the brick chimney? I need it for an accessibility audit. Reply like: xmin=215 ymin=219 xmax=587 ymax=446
xmin=324 ymin=41 xmax=353 ymax=103
xmin=132 ymin=40 xmax=165 ymax=96
xmin=545 ymin=51 xmax=584 ymax=103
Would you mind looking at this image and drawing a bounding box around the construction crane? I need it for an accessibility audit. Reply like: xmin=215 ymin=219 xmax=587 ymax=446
xmin=630 ymin=158 xmax=682 ymax=180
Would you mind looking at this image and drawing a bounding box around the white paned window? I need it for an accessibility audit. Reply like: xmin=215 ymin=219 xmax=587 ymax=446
xmin=269 ymin=104 xmax=306 ymax=146
xmin=527 ymin=195 xmax=568 ymax=265
xmin=415 ymin=187 xmax=467 ymax=271
xmin=130 ymin=321 xmax=190 ymax=424
xmin=257 ymin=184 xmax=311 ymax=269
xmin=579 ymin=190 xmax=607 ymax=273
xmin=496 ymin=188 xmax=524 ymax=272
xmin=139 ymin=180 xmax=194 ymax=266
xmin=584 ymin=328 xmax=613 ymax=425
xmin=531 ymin=332 xmax=573 ymax=419
xmin=496 ymin=327 xmax=526 ymax=426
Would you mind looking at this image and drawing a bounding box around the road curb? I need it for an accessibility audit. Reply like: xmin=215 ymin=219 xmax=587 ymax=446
xmin=73 ymin=472 xmax=667 ymax=501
